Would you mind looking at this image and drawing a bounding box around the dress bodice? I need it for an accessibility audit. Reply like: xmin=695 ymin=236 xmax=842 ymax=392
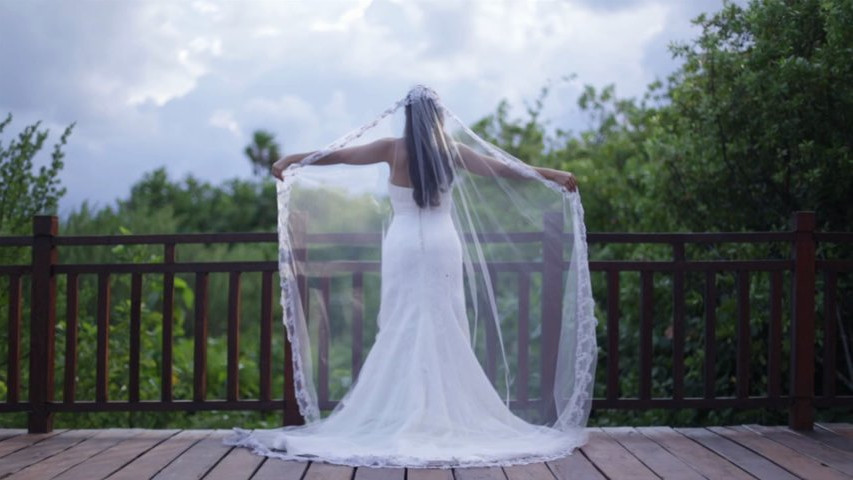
xmin=388 ymin=182 xmax=453 ymax=216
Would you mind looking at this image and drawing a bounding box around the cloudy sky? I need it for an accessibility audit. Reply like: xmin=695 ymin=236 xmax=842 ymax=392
xmin=0 ymin=0 xmax=734 ymax=215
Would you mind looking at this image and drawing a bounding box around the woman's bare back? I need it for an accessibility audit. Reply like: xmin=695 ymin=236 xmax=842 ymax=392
xmin=387 ymin=137 xmax=413 ymax=188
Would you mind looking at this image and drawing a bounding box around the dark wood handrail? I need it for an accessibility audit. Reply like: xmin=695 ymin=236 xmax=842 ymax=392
xmin=1 ymin=211 xmax=850 ymax=433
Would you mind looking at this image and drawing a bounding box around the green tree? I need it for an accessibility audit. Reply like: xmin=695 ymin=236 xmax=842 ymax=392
xmin=244 ymin=130 xmax=282 ymax=177
xmin=118 ymin=167 xmax=277 ymax=233
xmin=0 ymin=114 xmax=73 ymax=235
xmin=655 ymin=0 xmax=853 ymax=232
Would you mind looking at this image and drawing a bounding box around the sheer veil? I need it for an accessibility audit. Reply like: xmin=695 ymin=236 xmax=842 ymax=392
xmin=274 ymin=85 xmax=597 ymax=435
xmin=224 ymin=85 xmax=598 ymax=466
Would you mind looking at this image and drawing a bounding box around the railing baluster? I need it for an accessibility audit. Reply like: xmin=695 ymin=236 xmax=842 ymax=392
xmin=672 ymin=243 xmax=685 ymax=400
xmin=227 ymin=271 xmax=241 ymax=402
xmin=260 ymin=270 xmax=273 ymax=403
xmin=129 ymin=273 xmax=142 ymax=403
xmin=640 ymin=271 xmax=653 ymax=401
xmin=517 ymin=272 xmax=530 ymax=409
xmin=161 ymin=243 xmax=175 ymax=402
xmin=96 ymin=272 xmax=111 ymax=403
xmin=194 ymin=272 xmax=209 ymax=403
xmin=484 ymin=267 xmax=498 ymax=382
xmin=7 ymin=273 xmax=22 ymax=404
xmin=351 ymin=272 xmax=363 ymax=379
xmin=768 ymin=270 xmax=782 ymax=399
xmin=736 ymin=271 xmax=750 ymax=399
xmin=704 ymin=270 xmax=717 ymax=399
xmin=823 ymin=270 xmax=837 ymax=398
xmin=63 ymin=273 xmax=78 ymax=404
xmin=284 ymin=213 xmax=306 ymax=426
xmin=606 ymin=270 xmax=620 ymax=402
xmin=283 ymin=322 xmax=302 ymax=425
xmin=541 ymin=211 xmax=564 ymax=421
xmin=318 ymin=276 xmax=331 ymax=405
xmin=292 ymin=213 xmax=309 ymax=324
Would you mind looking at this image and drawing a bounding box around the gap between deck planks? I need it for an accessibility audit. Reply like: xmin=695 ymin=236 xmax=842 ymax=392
xmin=0 ymin=424 xmax=850 ymax=479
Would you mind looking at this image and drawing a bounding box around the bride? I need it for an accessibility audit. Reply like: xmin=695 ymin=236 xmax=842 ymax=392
xmin=225 ymin=85 xmax=597 ymax=468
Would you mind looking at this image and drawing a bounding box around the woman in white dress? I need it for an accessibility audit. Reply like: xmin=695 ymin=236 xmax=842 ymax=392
xmin=225 ymin=85 xmax=597 ymax=468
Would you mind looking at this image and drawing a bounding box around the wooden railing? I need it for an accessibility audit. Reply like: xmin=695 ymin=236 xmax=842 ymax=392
xmin=0 ymin=212 xmax=850 ymax=433
xmin=588 ymin=212 xmax=852 ymax=426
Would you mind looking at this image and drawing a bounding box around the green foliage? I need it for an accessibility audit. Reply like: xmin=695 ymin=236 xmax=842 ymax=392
xmin=657 ymin=0 xmax=853 ymax=232
xmin=0 ymin=114 xmax=73 ymax=236
xmin=118 ymin=167 xmax=278 ymax=233
xmin=244 ymin=130 xmax=282 ymax=177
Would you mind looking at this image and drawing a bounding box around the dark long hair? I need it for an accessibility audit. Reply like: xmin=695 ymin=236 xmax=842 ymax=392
xmin=404 ymin=97 xmax=455 ymax=208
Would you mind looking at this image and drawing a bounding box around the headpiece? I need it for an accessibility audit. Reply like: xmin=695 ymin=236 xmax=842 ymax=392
xmin=405 ymin=84 xmax=440 ymax=105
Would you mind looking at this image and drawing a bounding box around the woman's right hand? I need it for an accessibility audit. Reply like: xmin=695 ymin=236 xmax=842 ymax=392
xmin=537 ymin=167 xmax=578 ymax=192
xmin=552 ymin=170 xmax=578 ymax=192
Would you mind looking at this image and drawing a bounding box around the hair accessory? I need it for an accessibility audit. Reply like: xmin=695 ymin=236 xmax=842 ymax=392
xmin=405 ymin=84 xmax=440 ymax=105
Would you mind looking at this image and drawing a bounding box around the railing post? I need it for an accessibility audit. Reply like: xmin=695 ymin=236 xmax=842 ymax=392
xmin=28 ymin=215 xmax=58 ymax=433
xmin=789 ymin=211 xmax=816 ymax=430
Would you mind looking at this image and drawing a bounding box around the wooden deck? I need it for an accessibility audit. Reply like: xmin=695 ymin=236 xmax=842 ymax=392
xmin=0 ymin=424 xmax=851 ymax=479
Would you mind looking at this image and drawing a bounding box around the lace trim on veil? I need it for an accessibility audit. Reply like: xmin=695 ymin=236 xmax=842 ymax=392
xmin=224 ymin=427 xmax=589 ymax=469
xmin=272 ymin=89 xmax=599 ymax=441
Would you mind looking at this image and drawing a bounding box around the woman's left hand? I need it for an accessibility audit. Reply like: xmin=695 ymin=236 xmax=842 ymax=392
xmin=271 ymin=158 xmax=290 ymax=180
xmin=550 ymin=170 xmax=578 ymax=192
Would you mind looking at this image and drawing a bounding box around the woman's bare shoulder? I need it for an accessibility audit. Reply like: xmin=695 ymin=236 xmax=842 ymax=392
xmin=380 ymin=137 xmax=405 ymax=162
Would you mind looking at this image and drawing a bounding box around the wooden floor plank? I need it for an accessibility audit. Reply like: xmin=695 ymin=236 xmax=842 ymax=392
xmin=637 ymin=426 xmax=753 ymax=479
xmin=746 ymin=425 xmax=853 ymax=477
xmin=250 ymin=458 xmax=309 ymax=480
xmin=453 ymin=467 xmax=507 ymax=480
xmin=605 ymin=427 xmax=704 ymax=479
xmin=1 ymin=425 xmax=849 ymax=480
xmin=677 ymin=427 xmax=798 ymax=480
xmin=354 ymin=465 xmax=405 ymax=479
xmin=799 ymin=426 xmax=853 ymax=454
xmin=580 ymin=429 xmax=658 ymax=480
xmin=712 ymin=426 xmax=849 ymax=480
xmin=203 ymin=443 xmax=265 ymax=480
xmin=107 ymin=429 xmax=212 ymax=480
xmin=818 ymin=423 xmax=853 ymax=439
xmin=0 ymin=429 xmax=26 ymax=442
xmin=153 ymin=429 xmax=233 ymax=480
xmin=0 ymin=429 xmax=95 ymax=477
xmin=53 ymin=429 xmax=178 ymax=480
xmin=9 ymin=429 xmax=146 ymax=480
xmin=0 ymin=429 xmax=66 ymax=458
xmin=546 ymin=451 xmax=605 ymax=480
xmin=303 ymin=461 xmax=354 ymax=480
xmin=504 ymin=462 xmax=555 ymax=480
xmin=406 ymin=468 xmax=454 ymax=480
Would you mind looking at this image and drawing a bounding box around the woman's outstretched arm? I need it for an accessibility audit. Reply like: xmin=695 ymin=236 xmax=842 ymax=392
xmin=455 ymin=143 xmax=578 ymax=192
xmin=271 ymin=138 xmax=395 ymax=179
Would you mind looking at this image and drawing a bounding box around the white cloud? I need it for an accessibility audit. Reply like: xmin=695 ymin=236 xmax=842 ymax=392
xmin=253 ymin=26 xmax=282 ymax=38
xmin=311 ymin=0 xmax=374 ymax=32
xmin=0 ymin=0 xmax=732 ymax=213
xmin=209 ymin=110 xmax=241 ymax=137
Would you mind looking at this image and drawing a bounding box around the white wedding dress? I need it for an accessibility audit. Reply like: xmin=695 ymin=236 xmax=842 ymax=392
xmin=226 ymin=182 xmax=588 ymax=468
